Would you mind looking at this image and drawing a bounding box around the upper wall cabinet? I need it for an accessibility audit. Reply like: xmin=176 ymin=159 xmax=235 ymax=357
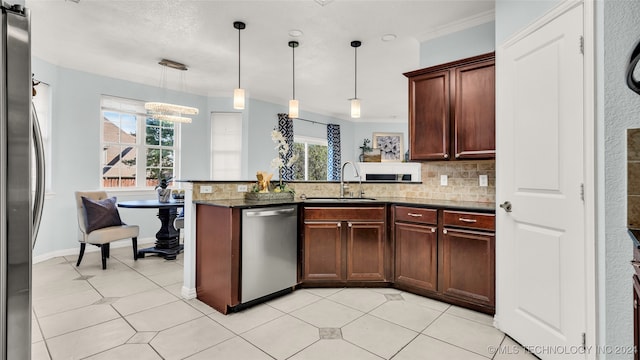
xmin=404 ymin=53 xmax=495 ymax=161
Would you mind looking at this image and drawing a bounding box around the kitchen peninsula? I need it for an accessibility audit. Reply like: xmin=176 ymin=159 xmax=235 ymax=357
xmin=178 ymin=167 xmax=495 ymax=315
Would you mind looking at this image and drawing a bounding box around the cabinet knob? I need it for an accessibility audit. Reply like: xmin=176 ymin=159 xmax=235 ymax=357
xmin=407 ymin=213 xmax=423 ymax=217
xmin=431 ymin=227 xmax=436 ymax=233
xmin=348 ymin=222 xmax=352 ymax=228
xmin=443 ymin=229 xmax=448 ymax=234
xmin=455 ymin=154 xmax=460 ymax=158
xmin=337 ymin=222 xmax=341 ymax=228
xmin=443 ymin=154 xmax=449 ymax=159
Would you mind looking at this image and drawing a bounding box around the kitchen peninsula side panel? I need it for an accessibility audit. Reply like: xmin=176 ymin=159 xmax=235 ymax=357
xmin=196 ymin=204 xmax=240 ymax=314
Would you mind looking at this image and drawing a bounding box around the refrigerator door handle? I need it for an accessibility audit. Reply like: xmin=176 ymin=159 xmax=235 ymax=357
xmin=31 ymin=103 xmax=45 ymax=248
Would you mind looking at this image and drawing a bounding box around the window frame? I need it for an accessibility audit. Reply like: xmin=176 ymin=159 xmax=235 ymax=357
xmin=210 ymin=112 xmax=243 ymax=180
xmin=293 ymin=135 xmax=328 ymax=181
xmin=100 ymin=95 xmax=181 ymax=190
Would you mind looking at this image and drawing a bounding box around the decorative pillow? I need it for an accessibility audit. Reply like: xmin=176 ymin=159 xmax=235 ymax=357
xmin=81 ymin=196 xmax=123 ymax=233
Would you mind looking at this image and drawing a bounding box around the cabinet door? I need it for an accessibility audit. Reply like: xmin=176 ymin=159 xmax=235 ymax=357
xmin=453 ymin=59 xmax=495 ymax=159
xmin=409 ymin=70 xmax=450 ymax=160
xmin=634 ymin=275 xmax=640 ymax=360
xmin=440 ymin=228 xmax=495 ymax=307
xmin=395 ymin=222 xmax=438 ymax=291
xmin=303 ymin=222 xmax=343 ymax=281
xmin=346 ymin=221 xmax=385 ymax=281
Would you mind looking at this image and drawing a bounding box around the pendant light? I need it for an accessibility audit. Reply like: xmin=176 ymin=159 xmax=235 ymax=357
xmin=350 ymin=40 xmax=362 ymax=118
xmin=145 ymin=59 xmax=199 ymax=124
xmin=288 ymin=40 xmax=299 ymax=119
xmin=233 ymin=21 xmax=246 ymax=109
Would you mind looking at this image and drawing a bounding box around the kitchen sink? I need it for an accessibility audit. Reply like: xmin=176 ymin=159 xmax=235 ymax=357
xmin=303 ymin=197 xmax=377 ymax=202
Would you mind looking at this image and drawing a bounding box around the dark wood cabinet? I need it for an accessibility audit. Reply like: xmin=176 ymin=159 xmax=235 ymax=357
xmin=632 ymin=234 xmax=640 ymax=360
xmin=347 ymin=221 xmax=385 ymax=281
xmin=303 ymin=221 xmax=343 ymax=281
xmin=406 ymin=70 xmax=450 ymax=160
xmin=634 ymin=275 xmax=640 ymax=360
xmin=393 ymin=206 xmax=495 ymax=313
xmin=302 ymin=206 xmax=386 ymax=284
xmin=405 ymin=53 xmax=495 ymax=161
xmin=394 ymin=206 xmax=438 ymax=292
xmin=440 ymin=228 xmax=495 ymax=307
xmin=440 ymin=210 xmax=495 ymax=309
xmin=195 ymin=204 xmax=241 ymax=314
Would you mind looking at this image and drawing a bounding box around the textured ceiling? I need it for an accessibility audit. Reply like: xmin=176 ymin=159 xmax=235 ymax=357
xmin=27 ymin=0 xmax=494 ymax=122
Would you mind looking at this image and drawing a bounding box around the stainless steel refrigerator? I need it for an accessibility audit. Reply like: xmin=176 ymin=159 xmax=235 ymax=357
xmin=1 ymin=4 xmax=45 ymax=359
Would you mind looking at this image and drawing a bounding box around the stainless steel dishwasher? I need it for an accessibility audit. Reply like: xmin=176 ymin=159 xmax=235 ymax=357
xmin=241 ymin=205 xmax=298 ymax=304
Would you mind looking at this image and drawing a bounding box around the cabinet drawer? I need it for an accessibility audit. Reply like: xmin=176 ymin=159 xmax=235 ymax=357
xmin=395 ymin=206 xmax=437 ymax=225
xmin=304 ymin=207 xmax=385 ymax=221
xmin=443 ymin=210 xmax=495 ymax=231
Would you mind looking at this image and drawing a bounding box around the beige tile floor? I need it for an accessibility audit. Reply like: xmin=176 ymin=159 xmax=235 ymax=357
xmin=31 ymin=246 xmax=538 ymax=360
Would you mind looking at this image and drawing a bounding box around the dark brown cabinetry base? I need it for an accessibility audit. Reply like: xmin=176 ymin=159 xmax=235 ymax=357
xmin=634 ymin=275 xmax=640 ymax=360
xmin=301 ymin=206 xmax=388 ymax=286
xmin=195 ymin=204 xmax=240 ymax=314
xmin=195 ymin=202 xmax=496 ymax=316
xmin=391 ymin=205 xmax=495 ymax=314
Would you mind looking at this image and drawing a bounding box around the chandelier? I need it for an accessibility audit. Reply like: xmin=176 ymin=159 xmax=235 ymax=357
xmin=145 ymin=59 xmax=199 ymax=124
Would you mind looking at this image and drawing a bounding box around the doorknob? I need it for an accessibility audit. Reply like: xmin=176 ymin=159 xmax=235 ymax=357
xmin=500 ymin=201 xmax=512 ymax=212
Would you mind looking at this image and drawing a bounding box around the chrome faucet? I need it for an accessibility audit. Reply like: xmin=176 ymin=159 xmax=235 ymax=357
xmin=340 ymin=161 xmax=362 ymax=198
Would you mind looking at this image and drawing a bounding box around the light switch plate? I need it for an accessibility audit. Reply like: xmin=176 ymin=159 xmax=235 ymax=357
xmin=237 ymin=184 xmax=248 ymax=192
xmin=440 ymin=175 xmax=448 ymax=186
xmin=479 ymin=175 xmax=488 ymax=187
xmin=200 ymin=185 xmax=213 ymax=194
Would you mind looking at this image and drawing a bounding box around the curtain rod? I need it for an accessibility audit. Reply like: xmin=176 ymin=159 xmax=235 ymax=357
xmin=294 ymin=117 xmax=329 ymax=126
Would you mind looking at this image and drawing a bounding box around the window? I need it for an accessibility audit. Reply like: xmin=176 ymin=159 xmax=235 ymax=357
xmin=211 ymin=112 xmax=242 ymax=180
xmin=101 ymin=96 xmax=180 ymax=188
xmin=292 ymin=136 xmax=328 ymax=181
xmin=32 ymin=81 xmax=52 ymax=193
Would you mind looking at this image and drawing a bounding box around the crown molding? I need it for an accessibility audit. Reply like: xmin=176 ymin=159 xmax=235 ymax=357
xmin=416 ymin=9 xmax=495 ymax=42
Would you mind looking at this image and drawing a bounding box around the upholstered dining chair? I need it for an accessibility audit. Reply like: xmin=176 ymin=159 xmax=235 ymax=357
xmin=75 ymin=191 xmax=139 ymax=269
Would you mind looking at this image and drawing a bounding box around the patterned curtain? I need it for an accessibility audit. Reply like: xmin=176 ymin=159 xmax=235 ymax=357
xmin=327 ymin=123 xmax=341 ymax=181
xmin=277 ymin=113 xmax=294 ymax=181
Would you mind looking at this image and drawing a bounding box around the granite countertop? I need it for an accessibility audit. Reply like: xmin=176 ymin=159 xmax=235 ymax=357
xmin=194 ymin=196 xmax=495 ymax=212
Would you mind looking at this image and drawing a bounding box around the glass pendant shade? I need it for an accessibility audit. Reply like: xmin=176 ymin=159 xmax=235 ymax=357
xmin=350 ymin=40 xmax=362 ymax=119
xmin=289 ymin=99 xmax=299 ymax=119
xmin=350 ymin=98 xmax=361 ymax=118
xmin=233 ymin=88 xmax=245 ymax=109
xmin=145 ymin=59 xmax=199 ymax=123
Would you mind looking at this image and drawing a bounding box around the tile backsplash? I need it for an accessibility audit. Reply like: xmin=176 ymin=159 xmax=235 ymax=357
xmin=192 ymin=160 xmax=495 ymax=203
xmin=629 ymin=129 xmax=640 ymax=228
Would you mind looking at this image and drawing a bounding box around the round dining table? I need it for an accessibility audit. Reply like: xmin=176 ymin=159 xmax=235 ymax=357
xmin=117 ymin=199 xmax=184 ymax=260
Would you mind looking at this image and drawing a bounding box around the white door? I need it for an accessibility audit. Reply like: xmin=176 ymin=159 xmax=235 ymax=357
xmin=496 ymin=3 xmax=585 ymax=359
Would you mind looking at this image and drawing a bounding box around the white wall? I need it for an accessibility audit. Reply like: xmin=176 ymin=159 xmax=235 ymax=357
xmin=602 ymin=1 xmax=640 ymax=357
xmin=420 ymin=21 xmax=496 ymax=68
xmin=31 ymin=58 xmax=210 ymax=258
xmin=31 ymin=57 xmax=381 ymax=257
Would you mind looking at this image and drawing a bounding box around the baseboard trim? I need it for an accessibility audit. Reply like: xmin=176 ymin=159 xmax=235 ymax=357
xmin=181 ymin=286 xmax=197 ymax=299
xmin=33 ymin=237 xmax=156 ymax=264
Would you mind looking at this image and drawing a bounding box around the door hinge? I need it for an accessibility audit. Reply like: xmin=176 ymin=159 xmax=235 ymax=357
xmin=581 ymin=332 xmax=586 ymax=349
xmin=580 ymin=183 xmax=584 ymax=201
xmin=580 ymin=36 xmax=584 ymax=55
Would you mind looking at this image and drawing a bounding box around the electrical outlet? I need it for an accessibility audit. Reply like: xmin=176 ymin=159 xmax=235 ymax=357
xmin=479 ymin=175 xmax=488 ymax=187
xmin=237 ymin=184 xmax=248 ymax=192
xmin=440 ymin=175 xmax=448 ymax=186
xmin=200 ymin=185 xmax=213 ymax=194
